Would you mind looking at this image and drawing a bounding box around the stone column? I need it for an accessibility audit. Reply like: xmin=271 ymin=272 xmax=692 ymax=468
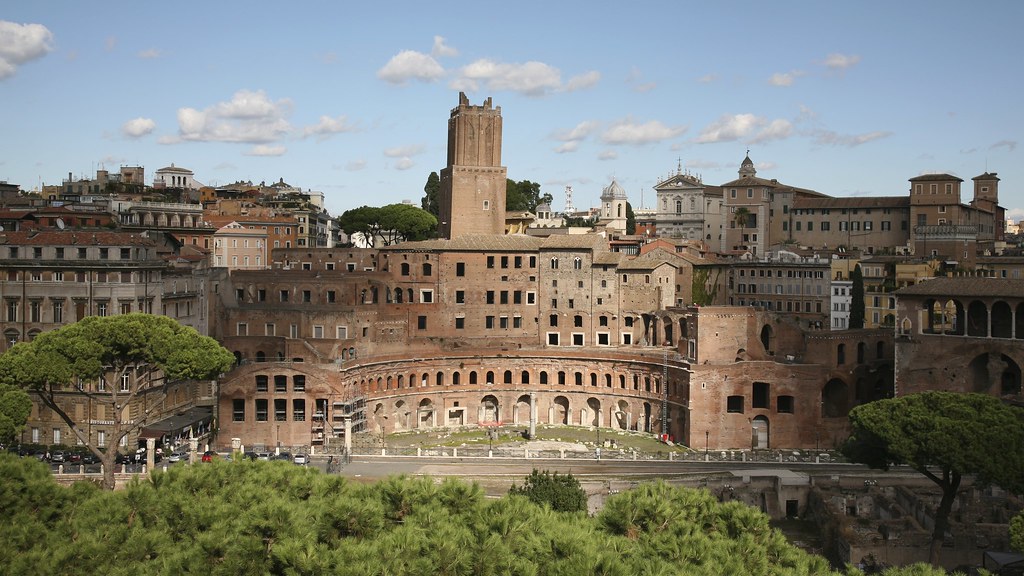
xmin=189 ymin=439 xmax=198 ymax=464
xmin=343 ymin=415 xmax=352 ymax=457
xmin=528 ymin=393 xmax=537 ymax=439
xmin=146 ymin=437 xmax=155 ymax=471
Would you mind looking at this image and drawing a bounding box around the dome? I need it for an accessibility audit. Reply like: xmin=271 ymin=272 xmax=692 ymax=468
xmin=601 ymin=179 xmax=627 ymax=199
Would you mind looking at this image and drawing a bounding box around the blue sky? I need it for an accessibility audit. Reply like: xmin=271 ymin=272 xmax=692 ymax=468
xmin=2 ymin=1 xmax=1022 ymax=222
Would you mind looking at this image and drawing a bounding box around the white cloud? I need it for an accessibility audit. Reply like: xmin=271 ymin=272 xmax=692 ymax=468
xmin=345 ymin=160 xmax=366 ymax=171
xmin=633 ymin=82 xmax=657 ymax=93
xmin=245 ymin=145 xmax=286 ymax=156
xmin=431 ymin=35 xmax=458 ymax=58
xmin=697 ymin=73 xmax=718 ymax=84
xmin=750 ymin=119 xmax=793 ymax=144
xmin=597 ymin=150 xmax=618 ymax=161
xmin=695 ymin=114 xmax=763 ymax=143
xmin=1005 ymin=207 xmax=1024 ymax=222
xmin=302 ymin=115 xmax=357 ymax=140
xmin=384 ymin=144 xmax=424 ymax=158
xmin=823 ymin=53 xmax=861 ymax=71
xmin=991 ymin=140 xmax=1017 ymax=152
xmin=769 ymin=70 xmax=804 ymax=86
xmin=377 ymin=50 xmax=445 ymax=85
xmin=553 ymin=141 xmax=579 ymax=154
xmin=812 ymin=129 xmax=891 ymax=147
xmin=452 ymin=59 xmax=598 ymax=97
xmin=138 ymin=48 xmax=161 ymax=59
xmin=121 ymin=117 xmax=156 ymax=138
xmin=601 ymin=119 xmax=686 ymax=145
xmin=563 ymin=70 xmax=601 ymax=92
xmin=552 ymin=120 xmax=599 ymax=143
xmin=394 ymin=157 xmax=415 ymax=170
xmin=0 ymin=21 xmax=54 ymax=80
xmin=174 ymin=90 xmax=292 ymax=144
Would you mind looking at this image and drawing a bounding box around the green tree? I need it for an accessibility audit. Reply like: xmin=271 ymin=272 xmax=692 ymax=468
xmin=338 ymin=204 xmax=438 ymax=247
xmin=421 ymin=171 xmax=441 ymax=217
xmin=337 ymin=205 xmax=383 ymax=247
xmin=1012 ymin=511 xmax=1024 ymax=552
xmin=850 ymin=264 xmax=865 ymax=329
xmin=509 ymin=469 xmax=587 ymax=513
xmin=733 ymin=206 xmax=750 ymax=250
xmin=378 ymin=203 xmax=438 ymax=244
xmin=842 ymin=392 xmax=1024 ymax=566
xmin=0 ymin=381 xmax=32 ymax=445
xmin=626 ymin=202 xmax=636 ymax=235
xmin=505 ymin=179 xmax=551 ymax=213
xmin=0 ymin=314 xmax=235 ymax=489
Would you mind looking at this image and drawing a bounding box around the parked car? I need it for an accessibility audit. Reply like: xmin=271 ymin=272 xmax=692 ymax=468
xmin=201 ymin=450 xmax=218 ymax=463
xmin=50 ymin=451 xmax=66 ymax=463
xmin=255 ymin=452 xmax=271 ymax=461
xmin=274 ymin=452 xmax=292 ymax=462
xmin=167 ymin=450 xmax=189 ymax=463
xmin=293 ymin=454 xmax=308 ymax=465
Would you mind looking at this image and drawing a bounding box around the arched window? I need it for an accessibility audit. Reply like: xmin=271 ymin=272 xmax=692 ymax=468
xmin=573 ymin=257 xmax=582 ymax=270
xmin=400 ymin=262 xmax=410 ymax=276
xmin=675 ymin=200 xmax=682 ymax=214
xmin=550 ymin=257 xmax=559 ymax=269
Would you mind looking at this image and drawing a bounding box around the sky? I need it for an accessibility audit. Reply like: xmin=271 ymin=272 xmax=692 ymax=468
xmin=1 ymin=1 xmax=1022 ymax=222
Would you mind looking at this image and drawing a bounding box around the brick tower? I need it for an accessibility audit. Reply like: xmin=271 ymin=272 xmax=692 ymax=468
xmin=439 ymin=92 xmax=507 ymax=239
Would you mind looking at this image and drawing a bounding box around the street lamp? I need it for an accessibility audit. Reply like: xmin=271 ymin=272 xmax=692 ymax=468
xmin=705 ymin=430 xmax=709 ymax=456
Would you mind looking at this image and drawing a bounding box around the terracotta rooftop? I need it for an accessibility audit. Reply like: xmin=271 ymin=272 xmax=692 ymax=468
xmin=896 ymin=277 xmax=1024 ymax=298
xmin=793 ymin=196 xmax=910 ymax=209
xmin=0 ymin=230 xmax=156 ymax=246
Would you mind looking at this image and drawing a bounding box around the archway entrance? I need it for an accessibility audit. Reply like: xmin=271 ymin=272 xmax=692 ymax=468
xmin=751 ymin=416 xmax=769 ymax=450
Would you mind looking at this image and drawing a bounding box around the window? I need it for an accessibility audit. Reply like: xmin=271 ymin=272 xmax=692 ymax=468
xmin=337 ymin=326 xmax=347 ymax=339
xmin=302 ymin=290 xmax=311 ymax=303
xmin=258 ymin=289 xmax=266 ymax=302
xmin=486 ymin=256 xmax=495 ymax=269
xmin=121 ymin=373 xmax=130 ymax=392
xmin=455 ymin=317 xmax=465 ymax=329
xmin=237 ymin=322 xmax=248 ymax=336
xmin=550 ymin=257 xmax=559 ymax=269
xmin=417 ymin=315 xmax=427 ymax=330
xmin=549 ymin=314 xmax=558 ymax=327
xmin=500 ymin=256 xmax=509 ymax=268
xmin=547 ymin=333 xmax=559 ymax=345
xmin=52 ymin=301 xmax=63 ymax=323
xmin=573 ymin=315 xmax=583 ymax=327
xmin=499 ymin=316 xmax=508 ymax=329
xmin=526 ymin=292 xmax=536 ymax=305
xmin=280 ymin=290 xmax=289 ymax=302
xmin=275 ymin=375 xmax=288 ymax=393
xmin=293 ymin=375 xmax=305 ymax=392
xmin=514 ymin=256 xmax=522 ymax=268
xmin=486 ymin=290 xmax=495 ymax=304
xmin=727 ymin=396 xmax=744 ymax=413
xmin=313 ymin=325 xmax=324 ymax=338
xmin=486 ymin=316 xmax=495 ymax=329
xmin=292 ymin=399 xmax=305 ymax=422
xmin=274 ymin=399 xmax=287 ymax=422
xmin=500 ymin=291 xmax=508 ymax=304
xmin=752 ymin=382 xmax=769 ymax=409
xmin=455 ymin=290 xmax=465 ymax=304
xmin=777 ymin=396 xmax=794 ymax=414
xmin=266 ymin=323 xmax=276 ymax=336
xmin=420 ymin=289 xmax=433 ymax=303
xmin=233 ymin=399 xmax=245 ymax=422
xmin=327 ymin=290 xmax=336 ymax=303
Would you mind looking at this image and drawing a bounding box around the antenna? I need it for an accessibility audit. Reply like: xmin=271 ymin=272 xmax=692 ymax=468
xmin=564 ymin=185 xmax=576 ymax=215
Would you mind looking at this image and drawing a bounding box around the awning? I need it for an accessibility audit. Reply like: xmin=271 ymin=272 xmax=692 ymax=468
xmin=139 ymin=406 xmax=214 ymax=441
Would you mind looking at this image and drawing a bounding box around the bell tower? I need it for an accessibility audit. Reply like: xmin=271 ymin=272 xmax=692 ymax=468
xmin=439 ymin=92 xmax=507 ymax=238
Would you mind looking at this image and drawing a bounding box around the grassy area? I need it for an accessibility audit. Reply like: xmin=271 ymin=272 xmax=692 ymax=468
xmin=379 ymin=424 xmax=692 ymax=454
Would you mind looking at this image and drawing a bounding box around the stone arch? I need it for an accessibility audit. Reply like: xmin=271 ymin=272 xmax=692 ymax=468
xmin=515 ymin=394 xmax=531 ymax=424
xmin=614 ymin=400 xmax=630 ymax=430
xmin=552 ymin=396 xmax=569 ymax=425
xmin=992 ymin=301 xmax=1012 ymax=338
xmin=436 ymin=371 xmax=444 ymax=386
xmin=1017 ymin=303 xmax=1024 ymax=339
xmin=822 ymin=379 xmax=850 ymax=418
xmin=586 ymin=397 xmax=601 ymax=427
xmin=663 ymin=316 xmax=673 ymax=346
xmin=967 ymin=300 xmax=988 ymax=337
xmin=393 ymin=400 xmax=409 ymax=431
xmin=759 ymin=324 xmax=773 ymax=355
xmin=255 ymin=351 xmax=266 ymax=363
xmin=642 ymin=402 xmax=652 ymax=433
xmin=394 ymin=287 xmax=403 ymax=303
xmin=418 ymin=398 xmax=434 ymax=428
xmin=480 ymin=395 xmax=500 ymax=424
xmin=751 ymin=415 xmax=769 ymax=450
xmin=969 ymin=353 xmax=1022 ymax=395
xmin=837 ymin=343 xmax=846 ymax=365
